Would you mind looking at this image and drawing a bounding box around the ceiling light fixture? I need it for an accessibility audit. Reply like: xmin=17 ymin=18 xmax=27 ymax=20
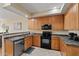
xmin=31 ymin=18 xmax=35 ymax=21
xmin=25 ymin=15 xmax=28 ymax=18
xmin=53 ymin=7 xmax=58 ymax=9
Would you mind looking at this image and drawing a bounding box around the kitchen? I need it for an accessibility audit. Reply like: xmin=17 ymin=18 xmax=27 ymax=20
xmin=0 ymin=3 xmax=79 ymax=56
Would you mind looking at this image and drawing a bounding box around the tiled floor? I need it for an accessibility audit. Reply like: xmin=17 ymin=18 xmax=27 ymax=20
xmin=22 ymin=47 xmax=61 ymax=56
xmin=0 ymin=48 xmax=2 ymax=56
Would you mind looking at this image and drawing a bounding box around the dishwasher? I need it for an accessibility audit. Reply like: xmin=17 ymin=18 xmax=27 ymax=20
xmin=13 ymin=39 xmax=24 ymax=56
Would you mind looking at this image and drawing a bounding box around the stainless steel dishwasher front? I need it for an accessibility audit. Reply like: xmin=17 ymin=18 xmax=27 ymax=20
xmin=14 ymin=39 xmax=24 ymax=56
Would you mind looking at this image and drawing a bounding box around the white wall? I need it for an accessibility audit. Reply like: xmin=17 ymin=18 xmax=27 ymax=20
xmin=0 ymin=8 xmax=28 ymax=33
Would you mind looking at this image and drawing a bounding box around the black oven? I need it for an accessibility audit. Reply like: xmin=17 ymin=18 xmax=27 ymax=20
xmin=41 ymin=31 xmax=52 ymax=49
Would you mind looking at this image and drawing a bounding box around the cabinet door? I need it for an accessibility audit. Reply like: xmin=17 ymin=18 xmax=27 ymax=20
xmin=33 ymin=34 xmax=40 ymax=47
xmin=60 ymin=40 xmax=66 ymax=55
xmin=64 ymin=4 xmax=79 ymax=30
xmin=66 ymin=45 xmax=79 ymax=56
xmin=5 ymin=39 xmax=13 ymax=56
xmin=28 ymin=36 xmax=32 ymax=48
xmin=24 ymin=37 xmax=29 ymax=50
xmin=24 ymin=36 xmax=32 ymax=50
xmin=60 ymin=39 xmax=70 ymax=56
xmin=51 ymin=36 xmax=60 ymax=50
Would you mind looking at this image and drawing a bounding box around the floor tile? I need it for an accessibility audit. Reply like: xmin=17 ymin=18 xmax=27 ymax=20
xmin=21 ymin=47 xmax=61 ymax=56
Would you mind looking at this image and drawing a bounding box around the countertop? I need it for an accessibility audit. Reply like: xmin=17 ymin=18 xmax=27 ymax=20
xmin=4 ymin=32 xmax=34 ymax=42
xmin=3 ymin=31 xmax=79 ymax=47
xmin=7 ymin=36 xmax=25 ymax=42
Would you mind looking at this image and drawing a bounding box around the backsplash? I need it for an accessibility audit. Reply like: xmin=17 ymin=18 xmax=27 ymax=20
xmin=53 ymin=31 xmax=69 ymax=35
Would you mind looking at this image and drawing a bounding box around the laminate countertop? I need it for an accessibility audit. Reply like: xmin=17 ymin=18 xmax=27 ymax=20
xmin=3 ymin=32 xmax=79 ymax=46
xmin=4 ymin=32 xmax=34 ymax=42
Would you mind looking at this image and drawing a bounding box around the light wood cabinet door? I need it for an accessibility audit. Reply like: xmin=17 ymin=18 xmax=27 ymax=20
xmin=24 ymin=36 xmax=32 ymax=50
xmin=64 ymin=4 xmax=79 ymax=30
xmin=66 ymin=45 xmax=79 ymax=56
xmin=5 ymin=39 xmax=13 ymax=56
xmin=28 ymin=15 xmax=64 ymax=31
xmin=60 ymin=40 xmax=67 ymax=56
xmin=51 ymin=36 xmax=60 ymax=50
xmin=33 ymin=34 xmax=41 ymax=47
xmin=60 ymin=39 xmax=79 ymax=56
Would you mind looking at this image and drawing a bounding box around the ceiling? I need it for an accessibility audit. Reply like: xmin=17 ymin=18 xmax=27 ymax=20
xmin=0 ymin=3 xmax=72 ymax=18
xmin=20 ymin=3 xmax=64 ymax=14
xmin=0 ymin=8 xmax=26 ymax=20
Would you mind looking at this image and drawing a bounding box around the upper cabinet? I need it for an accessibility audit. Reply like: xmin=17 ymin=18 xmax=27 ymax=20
xmin=51 ymin=15 xmax=64 ymax=30
xmin=64 ymin=4 xmax=79 ymax=30
xmin=28 ymin=15 xmax=64 ymax=31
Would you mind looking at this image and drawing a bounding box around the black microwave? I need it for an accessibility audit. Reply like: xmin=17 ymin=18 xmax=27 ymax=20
xmin=41 ymin=24 xmax=52 ymax=30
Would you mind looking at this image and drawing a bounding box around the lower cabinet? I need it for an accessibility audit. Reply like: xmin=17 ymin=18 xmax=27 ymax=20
xmin=5 ymin=36 xmax=32 ymax=56
xmin=5 ymin=39 xmax=24 ymax=56
xmin=32 ymin=34 xmax=41 ymax=47
xmin=60 ymin=39 xmax=79 ymax=56
xmin=67 ymin=45 xmax=79 ymax=56
xmin=24 ymin=36 xmax=32 ymax=50
xmin=4 ymin=35 xmax=79 ymax=56
xmin=5 ymin=39 xmax=13 ymax=56
xmin=60 ymin=39 xmax=68 ymax=56
xmin=51 ymin=36 xmax=60 ymax=50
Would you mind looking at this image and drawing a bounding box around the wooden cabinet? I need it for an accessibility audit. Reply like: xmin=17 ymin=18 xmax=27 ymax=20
xmin=24 ymin=36 xmax=32 ymax=50
xmin=60 ymin=39 xmax=68 ymax=56
xmin=51 ymin=15 xmax=64 ymax=30
xmin=60 ymin=39 xmax=79 ymax=56
xmin=4 ymin=36 xmax=32 ymax=56
xmin=5 ymin=39 xmax=13 ymax=56
xmin=33 ymin=34 xmax=41 ymax=47
xmin=66 ymin=45 xmax=79 ymax=56
xmin=51 ymin=36 xmax=60 ymax=50
xmin=28 ymin=15 xmax=64 ymax=31
xmin=5 ymin=38 xmax=24 ymax=56
xmin=64 ymin=4 xmax=79 ymax=30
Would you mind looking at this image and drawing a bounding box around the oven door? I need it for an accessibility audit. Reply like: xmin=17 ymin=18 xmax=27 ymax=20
xmin=42 ymin=39 xmax=50 ymax=44
xmin=41 ymin=39 xmax=51 ymax=49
